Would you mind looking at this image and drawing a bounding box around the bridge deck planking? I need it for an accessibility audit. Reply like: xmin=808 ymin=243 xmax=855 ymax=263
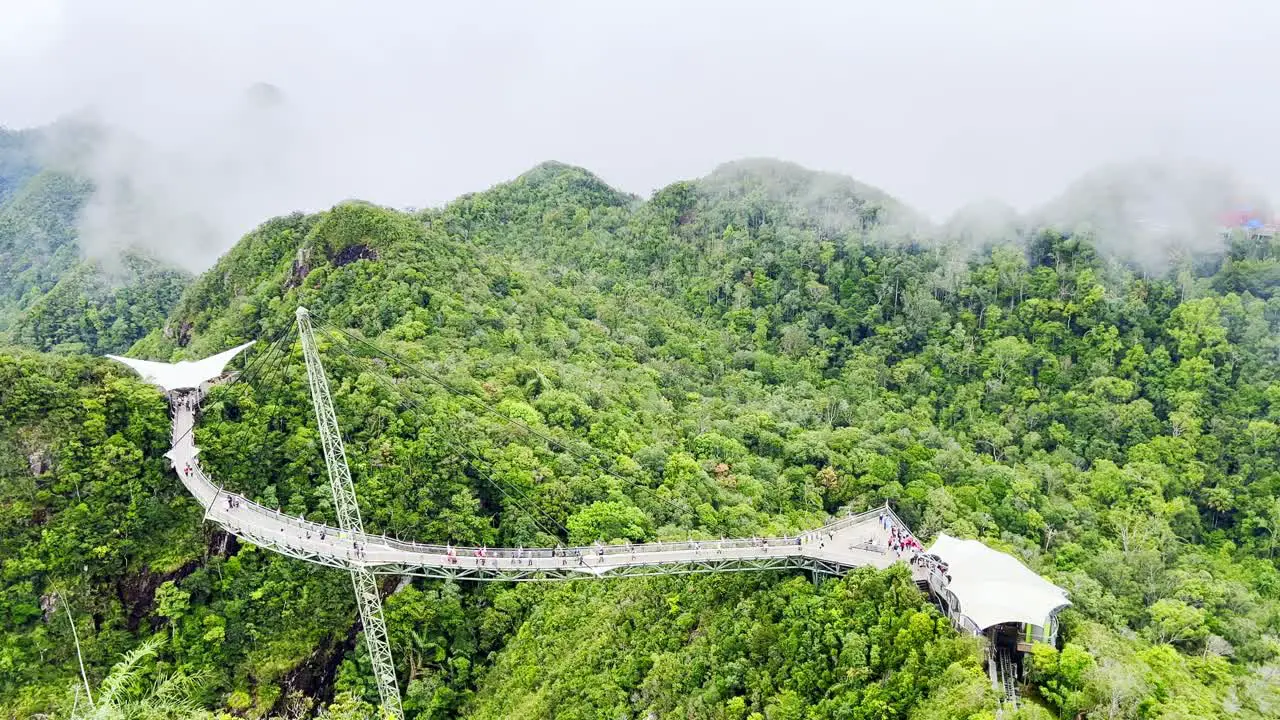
xmin=168 ymin=394 xmax=928 ymax=582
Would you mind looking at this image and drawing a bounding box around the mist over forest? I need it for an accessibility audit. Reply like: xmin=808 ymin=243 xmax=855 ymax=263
xmin=5 ymin=2 xmax=1280 ymax=272
xmin=2 ymin=3 xmax=1280 ymax=720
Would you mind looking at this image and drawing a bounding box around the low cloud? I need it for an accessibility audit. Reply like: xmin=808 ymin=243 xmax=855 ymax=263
xmin=1036 ymin=159 xmax=1270 ymax=269
xmin=41 ymin=85 xmax=308 ymax=271
xmin=4 ymin=1 xmax=1280 ymax=273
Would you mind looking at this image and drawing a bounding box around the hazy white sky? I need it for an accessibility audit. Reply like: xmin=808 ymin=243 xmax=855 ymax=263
xmin=1 ymin=0 xmax=1277 ymax=266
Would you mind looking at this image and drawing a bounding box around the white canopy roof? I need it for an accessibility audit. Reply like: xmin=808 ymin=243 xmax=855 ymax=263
xmin=106 ymin=342 xmax=255 ymax=392
xmin=928 ymin=533 xmax=1070 ymax=630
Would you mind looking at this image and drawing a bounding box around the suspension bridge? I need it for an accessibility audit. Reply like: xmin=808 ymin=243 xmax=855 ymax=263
xmin=108 ymin=307 xmax=1051 ymax=720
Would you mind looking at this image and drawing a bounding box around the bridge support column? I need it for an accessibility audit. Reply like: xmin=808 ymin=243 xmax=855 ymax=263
xmin=297 ymin=307 xmax=403 ymax=720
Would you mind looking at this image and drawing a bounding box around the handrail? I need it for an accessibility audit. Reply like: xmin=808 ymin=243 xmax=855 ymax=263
xmin=883 ymin=503 xmax=922 ymax=548
xmin=184 ymin=460 xmax=880 ymax=561
xmin=171 ymin=402 xmax=902 ymax=569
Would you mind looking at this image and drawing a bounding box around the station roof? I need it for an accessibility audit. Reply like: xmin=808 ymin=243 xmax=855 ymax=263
xmin=928 ymin=534 xmax=1070 ymax=630
xmin=106 ymin=342 xmax=255 ymax=392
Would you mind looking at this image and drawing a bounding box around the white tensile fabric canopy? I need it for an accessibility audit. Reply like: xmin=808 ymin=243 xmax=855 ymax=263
xmin=106 ymin=342 xmax=255 ymax=392
xmin=928 ymin=533 xmax=1070 ymax=631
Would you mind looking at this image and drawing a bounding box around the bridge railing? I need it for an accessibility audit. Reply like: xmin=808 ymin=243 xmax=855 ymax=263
xmin=188 ymin=464 xmax=380 ymax=544
xmin=951 ymin=612 xmax=983 ymax=637
xmin=369 ymin=504 xmax=889 ymax=560
xmin=883 ymin=504 xmax=922 ymax=548
xmin=198 ymin=472 xmax=888 ymax=562
xmin=178 ymin=409 xmax=892 ymax=564
xmin=375 ymin=534 xmax=808 ymax=560
xmin=805 ymin=506 xmax=886 ymax=536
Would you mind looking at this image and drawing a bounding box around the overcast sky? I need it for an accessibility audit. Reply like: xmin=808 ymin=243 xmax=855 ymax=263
xmin=1 ymin=0 xmax=1277 ymax=266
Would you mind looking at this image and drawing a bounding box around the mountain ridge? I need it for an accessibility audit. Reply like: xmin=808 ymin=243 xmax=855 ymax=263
xmin=1 ymin=151 xmax=1278 ymax=718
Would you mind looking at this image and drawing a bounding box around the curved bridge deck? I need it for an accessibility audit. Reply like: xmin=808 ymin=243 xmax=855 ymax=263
xmin=168 ymin=393 xmax=925 ymax=582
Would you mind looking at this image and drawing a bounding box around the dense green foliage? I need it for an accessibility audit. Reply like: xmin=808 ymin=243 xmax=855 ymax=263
xmin=468 ymin=569 xmax=991 ymax=720
xmin=2 ymin=159 xmax=1279 ymax=718
xmin=0 ymin=170 xmax=91 ymax=322
xmin=0 ymin=351 xmax=199 ymax=709
xmin=11 ymin=251 xmax=188 ymax=355
xmin=0 ymin=129 xmax=189 ymax=353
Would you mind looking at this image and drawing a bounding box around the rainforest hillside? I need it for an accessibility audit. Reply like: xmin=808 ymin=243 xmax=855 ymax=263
xmin=0 ymin=126 xmax=188 ymax=353
xmin=2 ymin=159 xmax=1279 ymax=719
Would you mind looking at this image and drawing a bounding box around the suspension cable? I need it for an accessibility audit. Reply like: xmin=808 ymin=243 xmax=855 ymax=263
xmin=228 ymin=326 xmax=285 ymax=387
xmin=247 ymin=325 xmax=296 ymax=409
xmin=169 ymin=324 xmax=293 ymax=450
xmin=237 ymin=325 xmax=297 ymax=505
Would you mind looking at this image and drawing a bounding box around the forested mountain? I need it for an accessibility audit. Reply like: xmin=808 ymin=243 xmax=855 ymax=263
xmin=0 ymin=128 xmax=41 ymax=203
xmin=2 ymin=159 xmax=1279 ymax=719
xmin=0 ymin=127 xmax=189 ymax=353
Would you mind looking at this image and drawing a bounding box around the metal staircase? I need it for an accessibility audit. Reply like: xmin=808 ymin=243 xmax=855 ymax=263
xmin=996 ymin=648 xmax=1019 ymax=714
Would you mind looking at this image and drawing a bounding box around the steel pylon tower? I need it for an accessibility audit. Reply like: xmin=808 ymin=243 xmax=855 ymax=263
xmin=296 ymin=307 xmax=403 ymax=720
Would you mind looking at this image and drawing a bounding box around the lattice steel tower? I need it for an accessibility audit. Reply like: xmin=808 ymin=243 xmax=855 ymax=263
xmin=296 ymin=307 xmax=403 ymax=720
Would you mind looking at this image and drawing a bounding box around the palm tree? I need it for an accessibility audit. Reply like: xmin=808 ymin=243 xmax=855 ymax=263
xmin=75 ymin=636 xmax=209 ymax=720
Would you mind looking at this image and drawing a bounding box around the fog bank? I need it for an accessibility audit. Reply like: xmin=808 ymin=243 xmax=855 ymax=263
xmin=2 ymin=1 xmax=1279 ymax=270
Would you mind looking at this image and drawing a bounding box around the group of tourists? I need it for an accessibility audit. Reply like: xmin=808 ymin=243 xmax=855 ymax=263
xmin=878 ymin=510 xmax=921 ymax=556
xmin=444 ymin=545 xmax=491 ymax=565
xmin=890 ymin=525 xmax=921 ymax=557
xmin=173 ymin=392 xmax=198 ymax=412
xmin=874 ymin=510 xmax=949 ymax=580
xmin=209 ymin=497 xmax=944 ymax=575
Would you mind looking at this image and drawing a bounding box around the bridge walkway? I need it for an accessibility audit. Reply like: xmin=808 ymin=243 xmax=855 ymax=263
xmin=167 ymin=392 xmax=927 ymax=582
